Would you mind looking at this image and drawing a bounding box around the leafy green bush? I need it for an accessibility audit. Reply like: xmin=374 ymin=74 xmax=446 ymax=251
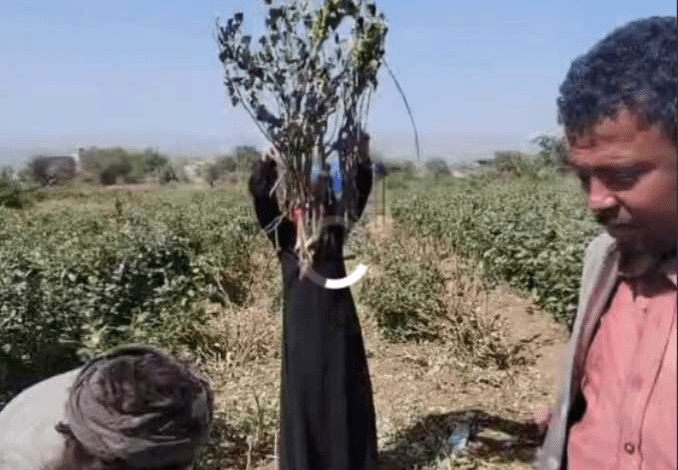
xmin=360 ymin=236 xmax=446 ymax=341
xmin=76 ymin=146 xmax=171 ymax=185
xmin=0 ymin=168 xmax=41 ymax=209
xmin=0 ymin=182 xmax=36 ymax=209
xmin=391 ymin=174 xmax=599 ymax=327
xmin=425 ymin=158 xmax=450 ymax=178
xmin=0 ymin=189 xmax=260 ymax=387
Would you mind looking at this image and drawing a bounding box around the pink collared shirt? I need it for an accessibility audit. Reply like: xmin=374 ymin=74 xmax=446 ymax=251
xmin=567 ymin=269 xmax=677 ymax=470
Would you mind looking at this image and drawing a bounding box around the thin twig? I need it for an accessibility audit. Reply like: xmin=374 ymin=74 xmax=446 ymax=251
xmin=233 ymin=82 xmax=275 ymax=144
xmin=384 ymin=60 xmax=421 ymax=160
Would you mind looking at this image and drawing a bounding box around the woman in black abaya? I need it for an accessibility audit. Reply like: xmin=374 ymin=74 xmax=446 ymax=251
xmin=248 ymin=146 xmax=377 ymax=470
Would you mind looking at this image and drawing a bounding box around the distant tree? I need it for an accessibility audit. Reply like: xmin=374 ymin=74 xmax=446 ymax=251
xmin=28 ymin=156 xmax=51 ymax=185
xmin=1 ymin=166 xmax=13 ymax=182
xmin=17 ymin=166 xmax=35 ymax=184
xmin=233 ymin=145 xmax=261 ymax=172
xmin=531 ymin=133 xmax=569 ymax=167
xmin=425 ymin=158 xmax=450 ymax=179
xmin=79 ymin=147 xmax=168 ymax=185
xmin=402 ymin=160 xmax=415 ymax=177
xmin=373 ymin=161 xmax=387 ymax=179
xmin=27 ymin=156 xmax=76 ymax=186
xmin=143 ymin=147 xmax=169 ymax=174
xmin=223 ymin=156 xmax=239 ymax=174
xmin=205 ymin=164 xmax=220 ymax=187
xmin=384 ymin=160 xmax=415 ymax=177
xmin=123 ymin=153 xmax=146 ymax=184
xmin=158 ymin=165 xmax=179 ymax=184
xmin=91 ymin=147 xmax=131 ymax=185
xmin=205 ymin=155 xmax=240 ymax=187
xmin=79 ymin=146 xmax=99 ymax=173
xmin=493 ymin=150 xmax=532 ymax=176
xmin=98 ymin=166 xmax=119 ymax=186
xmin=0 ymin=181 xmax=33 ymax=209
xmin=1 ymin=165 xmax=37 ymax=209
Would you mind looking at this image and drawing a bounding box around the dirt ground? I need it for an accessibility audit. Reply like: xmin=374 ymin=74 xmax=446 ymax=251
xmin=207 ymin=218 xmax=570 ymax=470
xmin=366 ymin=284 xmax=568 ymax=470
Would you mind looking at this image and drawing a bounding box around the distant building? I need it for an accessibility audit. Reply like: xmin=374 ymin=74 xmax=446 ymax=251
xmin=31 ymin=149 xmax=83 ymax=185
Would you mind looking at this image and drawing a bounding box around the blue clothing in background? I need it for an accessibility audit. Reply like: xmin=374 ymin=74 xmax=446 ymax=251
xmin=311 ymin=158 xmax=343 ymax=199
xmin=328 ymin=158 xmax=342 ymax=197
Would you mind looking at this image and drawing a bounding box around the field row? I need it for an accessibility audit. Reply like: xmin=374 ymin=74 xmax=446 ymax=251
xmin=1 ymin=174 xmax=596 ymax=389
xmin=0 ymin=188 xmax=263 ymax=385
xmin=389 ymin=175 xmax=600 ymax=326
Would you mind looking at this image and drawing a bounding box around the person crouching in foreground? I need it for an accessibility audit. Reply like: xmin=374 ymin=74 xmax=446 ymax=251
xmin=0 ymin=344 xmax=214 ymax=470
xmin=536 ymin=16 xmax=676 ymax=470
xmin=249 ymin=135 xmax=378 ymax=470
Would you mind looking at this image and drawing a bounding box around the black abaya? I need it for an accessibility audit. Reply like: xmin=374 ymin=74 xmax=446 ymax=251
xmin=249 ymin=158 xmax=377 ymax=470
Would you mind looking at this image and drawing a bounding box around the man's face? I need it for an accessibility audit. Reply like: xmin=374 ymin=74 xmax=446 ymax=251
xmin=568 ymin=109 xmax=677 ymax=254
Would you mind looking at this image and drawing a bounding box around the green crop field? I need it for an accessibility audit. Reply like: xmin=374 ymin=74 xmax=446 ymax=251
xmin=0 ymin=185 xmax=263 ymax=385
xmin=0 ymin=170 xmax=597 ymax=469
xmin=389 ymin=173 xmax=600 ymax=326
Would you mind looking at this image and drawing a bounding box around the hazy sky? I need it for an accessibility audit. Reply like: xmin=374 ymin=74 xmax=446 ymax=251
xmin=0 ymin=0 xmax=674 ymax=166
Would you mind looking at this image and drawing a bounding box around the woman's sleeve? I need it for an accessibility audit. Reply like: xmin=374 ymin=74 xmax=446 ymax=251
xmin=354 ymin=160 xmax=373 ymax=220
xmin=249 ymin=158 xmax=296 ymax=252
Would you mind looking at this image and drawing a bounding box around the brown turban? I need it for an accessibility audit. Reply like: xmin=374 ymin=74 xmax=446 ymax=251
xmin=61 ymin=344 xmax=213 ymax=469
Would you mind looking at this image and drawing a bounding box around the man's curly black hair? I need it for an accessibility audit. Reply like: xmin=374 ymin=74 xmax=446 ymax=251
xmin=557 ymin=16 xmax=677 ymax=142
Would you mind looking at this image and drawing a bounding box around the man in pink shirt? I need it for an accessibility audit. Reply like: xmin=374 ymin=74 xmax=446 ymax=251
xmin=536 ymin=16 xmax=677 ymax=470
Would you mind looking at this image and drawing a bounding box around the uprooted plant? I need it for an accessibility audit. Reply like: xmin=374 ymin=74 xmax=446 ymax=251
xmin=217 ymin=0 xmax=388 ymax=268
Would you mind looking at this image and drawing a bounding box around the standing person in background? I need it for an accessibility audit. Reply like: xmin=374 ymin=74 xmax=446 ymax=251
xmin=0 ymin=344 xmax=214 ymax=470
xmin=536 ymin=16 xmax=676 ymax=470
xmin=249 ymin=134 xmax=378 ymax=470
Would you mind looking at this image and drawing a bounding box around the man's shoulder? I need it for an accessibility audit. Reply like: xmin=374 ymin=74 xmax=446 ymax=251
xmin=0 ymin=367 xmax=82 ymax=470
xmin=572 ymin=231 xmax=619 ymax=314
xmin=582 ymin=232 xmax=616 ymax=276
xmin=0 ymin=367 xmax=81 ymax=426
xmin=584 ymin=232 xmax=616 ymax=260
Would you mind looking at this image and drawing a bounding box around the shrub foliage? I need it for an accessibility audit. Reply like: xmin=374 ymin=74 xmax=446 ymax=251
xmin=0 ymin=190 xmax=260 ymax=387
xmin=391 ymin=174 xmax=600 ymax=327
xmin=360 ymin=236 xmax=446 ymax=341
